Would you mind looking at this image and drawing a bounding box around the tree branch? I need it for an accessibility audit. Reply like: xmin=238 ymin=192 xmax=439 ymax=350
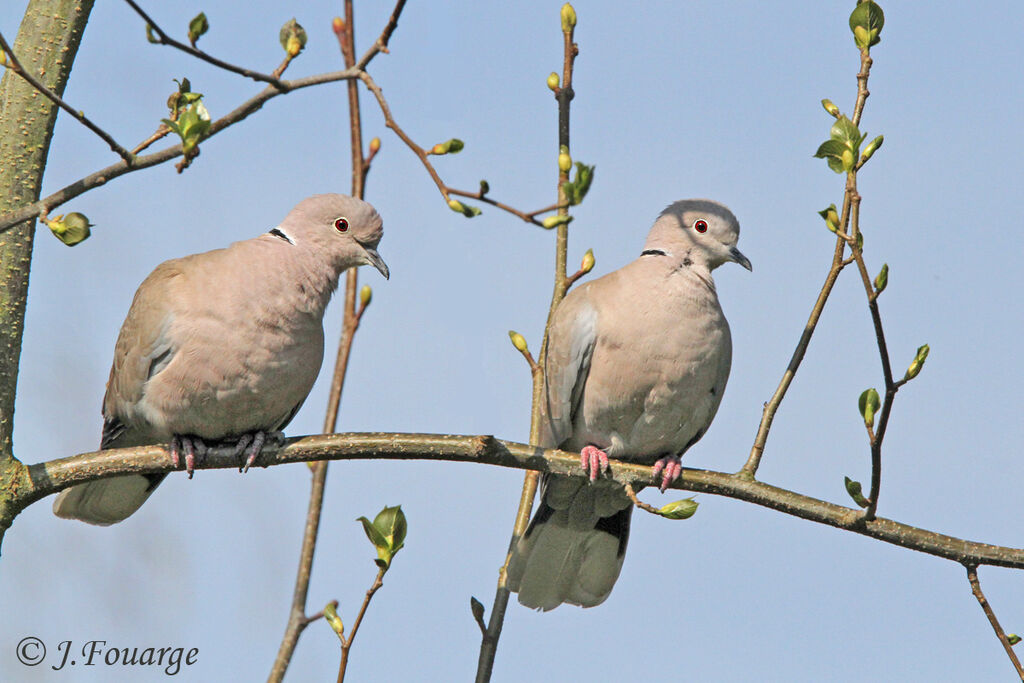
xmin=121 ymin=0 xmax=289 ymax=89
xmin=965 ymin=565 xmax=1024 ymax=680
xmin=0 ymin=67 xmax=362 ymax=234
xmin=0 ymin=31 xmax=134 ymax=163
xmin=7 ymin=432 xmax=1024 ymax=570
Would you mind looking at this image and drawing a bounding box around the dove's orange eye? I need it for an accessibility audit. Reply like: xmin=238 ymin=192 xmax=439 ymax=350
xmin=334 ymin=217 xmax=349 ymax=232
xmin=694 ymin=219 xmax=708 ymax=233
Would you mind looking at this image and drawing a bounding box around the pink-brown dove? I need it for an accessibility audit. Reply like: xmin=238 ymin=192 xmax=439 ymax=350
xmin=53 ymin=193 xmax=388 ymax=525
xmin=507 ymin=199 xmax=750 ymax=610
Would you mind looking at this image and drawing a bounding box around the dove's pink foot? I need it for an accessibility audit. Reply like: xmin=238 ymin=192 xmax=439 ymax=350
xmin=232 ymin=430 xmax=285 ymax=473
xmin=580 ymin=445 xmax=610 ymax=481
xmin=170 ymin=435 xmax=210 ymax=479
xmin=652 ymin=455 xmax=682 ymax=492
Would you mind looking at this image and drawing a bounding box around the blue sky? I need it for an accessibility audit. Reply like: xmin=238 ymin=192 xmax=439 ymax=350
xmin=2 ymin=1 xmax=1023 ymax=681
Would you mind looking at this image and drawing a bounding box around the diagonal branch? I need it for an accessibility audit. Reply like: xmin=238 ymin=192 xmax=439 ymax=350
xmin=0 ymin=31 xmax=134 ymax=163
xmin=121 ymin=0 xmax=288 ymax=89
xmin=0 ymin=67 xmax=362 ymax=234
xmin=965 ymin=565 xmax=1024 ymax=680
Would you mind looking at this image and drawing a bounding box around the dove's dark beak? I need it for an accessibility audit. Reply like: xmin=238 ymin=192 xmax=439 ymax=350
xmin=363 ymin=247 xmax=389 ymax=279
xmin=729 ymin=246 xmax=752 ymax=272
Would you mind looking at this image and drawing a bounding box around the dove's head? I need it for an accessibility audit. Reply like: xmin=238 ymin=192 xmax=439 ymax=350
xmin=645 ymin=199 xmax=751 ymax=272
xmin=280 ymin=193 xmax=389 ymax=279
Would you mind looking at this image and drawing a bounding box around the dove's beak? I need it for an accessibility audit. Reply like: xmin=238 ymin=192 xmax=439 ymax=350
xmin=729 ymin=246 xmax=752 ymax=272
xmin=363 ymin=247 xmax=390 ymax=280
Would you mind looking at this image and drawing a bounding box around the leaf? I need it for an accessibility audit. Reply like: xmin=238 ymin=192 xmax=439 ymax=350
xmin=658 ymin=497 xmax=699 ymax=520
xmin=818 ymin=203 xmax=840 ymax=232
xmin=844 ymin=476 xmax=870 ymax=508
xmin=358 ymin=515 xmax=388 ymax=550
xmin=904 ymin=344 xmax=930 ymax=381
xmin=279 ymin=18 xmax=307 ymax=57
xmin=187 ymin=12 xmax=209 ymax=47
xmin=830 ymin=116 xmax=862 ymax=146
xmin=858 ymin=388 xmax=881 ymax=429
xmin=814 ymin=139 xmax=849 ymax=174
xmin=873 ymin=263 xmax=889 ymax=293
xmin=849 ymin=1 xmax=885 ymax=48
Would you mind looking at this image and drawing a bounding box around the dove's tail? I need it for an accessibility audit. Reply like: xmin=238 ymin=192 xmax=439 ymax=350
xmin=507 ymin=474 xmax=632 ymax=611
xmin=53 ymin=474 xmax=166 ymax=526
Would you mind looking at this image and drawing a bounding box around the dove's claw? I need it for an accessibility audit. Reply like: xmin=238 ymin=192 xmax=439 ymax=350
xmin=233 ymin=430 xmax=285 ymax=473
xmin=171 ymin=435 xmax=209 ymax=479
xmin=580 ymin=445 xmax=610 ymax=481
xmin=652 ymin=455 xmax=682 ymax=492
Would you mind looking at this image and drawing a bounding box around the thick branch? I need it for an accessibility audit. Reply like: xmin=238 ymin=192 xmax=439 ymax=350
xmin=11 ymin=432 xmax=1024 ymax=570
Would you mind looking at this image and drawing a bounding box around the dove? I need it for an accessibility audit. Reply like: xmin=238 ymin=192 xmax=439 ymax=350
xmin=53 ymin=193 xmax=389 ymax=525
xmin=506 ymin=198 xmax=750 ymax=611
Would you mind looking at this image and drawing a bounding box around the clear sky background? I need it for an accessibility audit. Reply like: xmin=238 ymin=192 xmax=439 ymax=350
xmin=2 ymin=1 xmax=1023 ymax=681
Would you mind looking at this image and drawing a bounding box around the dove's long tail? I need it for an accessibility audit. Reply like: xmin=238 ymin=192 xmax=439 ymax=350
xmin=507 ymin=474 xmax=632 ymax=611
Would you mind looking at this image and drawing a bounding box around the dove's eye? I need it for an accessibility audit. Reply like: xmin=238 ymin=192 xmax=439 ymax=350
xmin=334 ymin=217 xmax=349 ymax=232
xmin=693 ymin=219 xmax=708 ymax=233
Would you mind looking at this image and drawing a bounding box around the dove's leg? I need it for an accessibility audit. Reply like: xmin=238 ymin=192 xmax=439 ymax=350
xmin=580 ymin=444 xmax=610 ymax=481
xmin=170 ymin=435 xmax=210 ymax=480
xmin=231 ymin=430 xmax=286 ymax=473
xmin=651 ymin=455 xmax=682 ymax=492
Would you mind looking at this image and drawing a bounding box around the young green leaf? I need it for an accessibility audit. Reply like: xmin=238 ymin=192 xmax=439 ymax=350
xmin=323 ymin=602 xmax=345 ymax=639
xmin=187 ymin=12 xmax=208 ymax=47
xmin=844 ymin=476 xmax=870 ymax=508
xmin=45 ymin=212 xmax=93 ymax=246
xmin=814 ymin=139 xmax=850 ymax=174
xmin=904 ymin=344 xmax=930 ymax=380
xmin=1008 ymin=634 xmax=1021 ymax=646
xmin=818 ymin=203 xmax=840 ymax=232
xmin=541 ymin=214 xmax=573 ymax=229
xmin=279 ymin=18 xmax=307 ymax=57
xmin=858 ymin=388 xmax=881 ymax=430
xmin=658 ymin=497 xmax=699 ymax=520
xmin=849 ymin=1 xmax=885 ymax=49
xmin=873 ymin=263 xmax=889 ymax=293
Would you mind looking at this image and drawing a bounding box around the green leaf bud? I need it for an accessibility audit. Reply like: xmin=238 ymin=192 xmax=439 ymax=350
xmin=541 ymin=214 xmax=573 ymax=229
xmin=873 ymin=263 xmax=888 ymax=293
xmin=508 ymin=330 xmax=529 ymax=354
xmin=45 ymin=212 xmax=93 ymax=246
xmin=658 ymin=497 xmax=699 ymax=520
xmin=818 ymin=203 xmax=840 ymax=232
xmin=279 ymin=18 xmax=307 ymax=57
xmin=560 ymin=3 xmax=577 ymax=32
xmin=187 ymin=12 xmax=208 ymax=47
xmin=547 ymin=72 xmax=560 ymax=91
xmin=821 ymin=98 xmax=840 ymax=118
xmin=844 ymin=476 xmax=870 ymax=508
xmin=858 ymin=388 xmax=881 ymax=430
xmin=904 ymin=344 xmax=930 ymax=381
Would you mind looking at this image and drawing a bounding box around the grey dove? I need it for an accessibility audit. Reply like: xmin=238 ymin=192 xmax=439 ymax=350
xmin=506 ymin=198 xmax=750 ymax=610
xmin=53 ymin=193 xmax=388 ymax=525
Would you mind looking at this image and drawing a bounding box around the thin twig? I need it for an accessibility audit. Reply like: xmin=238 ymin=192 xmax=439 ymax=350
xmin=476 ymin=19 xmax=580 ymax=683
xmin=623 ymin=482 xmax=662 ymax=516
xmin=965 ymin=565 xmax=1024 ymax=680
xmin=268 ymin=2 xmax=387 ymax=679
xmin=357 ymin=72 xmax=549 ymax=228
xmin=337 ymin=567 xmax=386 ymax=682
xmin=122 ymin=0 xmax=288 ymax=89
xmin=0 ymin=31 xmax=134 ymax=163
xmin=0 ymin=67 xmax=364 ymax=234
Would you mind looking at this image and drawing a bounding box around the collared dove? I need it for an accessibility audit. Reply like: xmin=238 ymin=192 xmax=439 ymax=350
xmin=53 ymin=193 xmax=389 ymax=526
xmin=507 ymin=198 xmax=750 ymax=611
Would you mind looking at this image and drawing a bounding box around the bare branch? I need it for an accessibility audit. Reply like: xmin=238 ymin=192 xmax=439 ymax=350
xmin=337 ymin=567 xmax=387 ymax=682
xmin=965 ymin=565 xmax=1024 ymax=680
xmin=0 ymin=67 xmax=361 ymax=234
xmin=121 ymin=0 xmax=289 ymax=89
xmin=9 ymin=432 xmax=1024 ymax=571
xmin=0 ymin=31 xmax=135 ymax=163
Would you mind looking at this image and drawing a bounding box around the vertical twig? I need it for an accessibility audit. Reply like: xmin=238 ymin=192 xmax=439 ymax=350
xmin=336 ymin=567 xmax=387 ymax=683
xmin=268 ymin=4 xmax=371 ymax=680
xmin=965 ymin=564 xmax=1024 ymax=680
xmin=475 ymin=14 xmax=579 ymax=683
